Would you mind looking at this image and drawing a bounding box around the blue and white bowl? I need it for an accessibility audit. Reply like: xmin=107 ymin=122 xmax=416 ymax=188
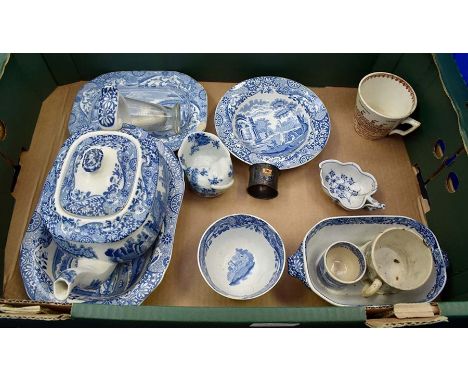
xmin=198 ymin=214 xmax=285 ymax=300
xmin=178 ymin=132 xmax=234 ymax=197
xmin=39 ymin=126 xmax=169 ymax=263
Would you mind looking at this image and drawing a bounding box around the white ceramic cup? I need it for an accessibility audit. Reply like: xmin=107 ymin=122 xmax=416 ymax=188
xmin=317 ymin=241 xmax=366 ymax=289
xmin=354 ymin=72 xmax=421 ymax=140
xmin=361 ymin=228 xmax=434 ymax=297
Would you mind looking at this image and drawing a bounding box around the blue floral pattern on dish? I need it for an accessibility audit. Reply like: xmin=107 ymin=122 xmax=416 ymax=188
xmin=20 ymin=139 xmax=185 ymax=304
xmin=215 ymin=76 xmax=331 ymax=169
xmin=68 ymin=71 xmax=208 ymax=151
xmin=324 ymin=170 xmax=360 ymax=202
xmin=82 ymin=148 xmax=104 ymax=172
xmin=227 ymin=248 xmax=255 ymax=285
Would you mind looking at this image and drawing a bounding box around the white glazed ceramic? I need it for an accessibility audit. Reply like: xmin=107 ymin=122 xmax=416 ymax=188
xmin=20 ymin=139 xmax=185 ymax=304
xmin=198 ymin=214 xmax=285 ymax=300
xmin=113 ymin=92 xmax=181 ymax=134
xmin=178 ymin=132 xmax=234 ymax=197
xmin=317 ymin=241 xmax=366 ymax=289
xmin=287 ymin=216 xmax=447 ymax=307
xmin=354 ymin=72 xmax=421 ymax=140
xmin=39 ymin=127 xmax=168 ymax=264
xmin=319 ymin=159 xmax=385 ymax=210
xmin=361 ymin=228 xmax=434 ymax=297
xmin=215 ymin=76 xmax=330 ymax=170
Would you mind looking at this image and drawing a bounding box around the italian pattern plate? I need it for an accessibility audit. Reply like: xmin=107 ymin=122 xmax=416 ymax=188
xmin=68 ymin=71 xmax=208 ymax=151
xmin=214 ymin=76 xmax=331 ymax=170
xmin=20 ymin=140 xmax=184 ymax=305
xmin=288 ymin=216 xmax=448 ymax=307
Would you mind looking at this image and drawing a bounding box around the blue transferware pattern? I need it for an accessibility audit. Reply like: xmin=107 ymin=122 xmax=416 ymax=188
xmin=215 ymin=76 xmax=330 ymax=170
xmin=325 ymin=171 xmax=360 ymax=202
xmin=319 ymin=160 xmax=384 ymax=210
xmin=287 ymin=215 xmax=447 ymax=307
xmin=178 ymin=132 xmax=234 ymax=197
xmin=59 ymin=134 xmax=139 ymax=218
xmin=98 ymin=86 xmax=119 ymax=128
xmin=81 ymin=148 xmax=104 ymax=172
xmin=40 ymin=127 xmax=167 ymax=262
xmin=227 ymin=248 xmax=255 ymax=285
xmin=20 ymin=139 xmax=185 ymax=304
xmin=198 ymin=214 xmax=285 ymax=300
xmin=68 ymin=71 xmax=208 ymax=151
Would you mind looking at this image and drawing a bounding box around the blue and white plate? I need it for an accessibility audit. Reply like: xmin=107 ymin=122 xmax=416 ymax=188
xmin=20 ymin=140 xmax=185 ymax=305
xmin=288 ymin=216 xmax=448 ymax=307
xmin=68 ymin=71 xmax=208 ymax=151
xmin=215 ymin=76 xmax=331 ymax=170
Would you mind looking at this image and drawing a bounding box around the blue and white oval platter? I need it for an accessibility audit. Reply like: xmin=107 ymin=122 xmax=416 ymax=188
xmin=20 ymin=139 xmax=184 ymax=304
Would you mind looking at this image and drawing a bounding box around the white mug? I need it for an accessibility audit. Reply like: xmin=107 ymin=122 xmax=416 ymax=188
xmin=361 ymin=228 xmax=433 ymax=297
xmin=354 ymin=72 xmax=421 ymax=140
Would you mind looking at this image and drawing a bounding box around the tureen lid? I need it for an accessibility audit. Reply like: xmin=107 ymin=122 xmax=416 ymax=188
xmin=40 ymin=126 xmax=160 ymax=244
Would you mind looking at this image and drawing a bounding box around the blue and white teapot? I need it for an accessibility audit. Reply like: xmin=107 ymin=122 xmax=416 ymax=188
xmin=39 ymin=126 xmax=169 ymax=299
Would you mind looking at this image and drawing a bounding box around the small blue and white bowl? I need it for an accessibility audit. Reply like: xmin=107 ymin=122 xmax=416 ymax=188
xmin=198 ymin=214 xmax=285 ymax=300
xmin=178 ymin=132 xmax=234 ymax=197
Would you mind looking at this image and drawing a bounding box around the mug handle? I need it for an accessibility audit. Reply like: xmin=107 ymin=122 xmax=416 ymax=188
xmin=362 ymin=278 xmax=383 ymax=297
xmin=389 ymin=117 xmax=421 ymax=136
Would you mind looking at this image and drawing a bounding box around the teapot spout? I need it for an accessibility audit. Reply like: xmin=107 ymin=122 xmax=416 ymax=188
xmin=53 ymin=259 xmax=117 ymax=301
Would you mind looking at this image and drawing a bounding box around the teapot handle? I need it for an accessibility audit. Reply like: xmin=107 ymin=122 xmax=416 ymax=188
xmin=288 ymin=245 xmax=309 ymax=287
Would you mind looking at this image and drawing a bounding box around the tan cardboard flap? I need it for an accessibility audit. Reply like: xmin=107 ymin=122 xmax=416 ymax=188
xmin=3 ymin=82 xmax=424 ymax=308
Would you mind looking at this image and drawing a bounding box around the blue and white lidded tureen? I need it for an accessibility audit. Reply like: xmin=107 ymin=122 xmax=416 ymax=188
xmin=39 ymin=126 xmax=168 ymax=264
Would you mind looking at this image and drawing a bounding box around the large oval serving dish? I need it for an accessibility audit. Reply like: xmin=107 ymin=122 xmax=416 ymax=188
xmin=68 ymin=71 xmax=208 ymax=151
xmin=214 ymin=76 xmax=331 ymax=170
